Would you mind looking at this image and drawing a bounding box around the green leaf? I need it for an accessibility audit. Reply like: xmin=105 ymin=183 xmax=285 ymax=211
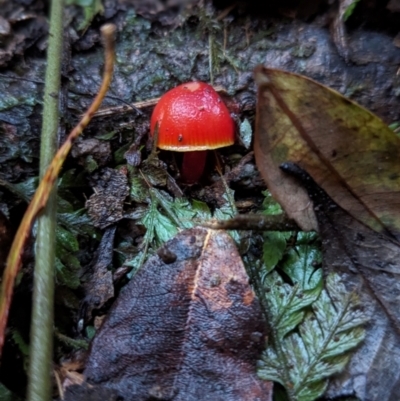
xmin=153 ymin=188 xmax=212 ymax=230
xmin=84 ymin=155 xmax=99 ymax=172
xmin=261 ymin=189 xmax=293 ymax=272
xmin=259 ymin=271 xmax=366 ymax=401
xmin=213 ymin=188 xmax=242 ymax=244
xmin=141 ymin=162 xmax=168 ymax=187
xmin=295 ymin=380 xmax=328 ymax=401
xmin=114 ymin=143 xmax=130 ymax=165
xmin=262 ymin=231 xmax=290 ymax=273
xmin=141 ymin=195 xmax=178 ymax=247
xmin=96 ymin=130 xmax=117 ymax=140
xmin=282 ymin=232 xmax=322 ymax=290
xmin=55 ymin=258 xmax=80 ymax=289
xmin=342 ymin=0 xmax=360 ymax=21
xmin=125 ymin=250 xmax=151 ymax=279
xmin=57 ymin=197 xmax=75 ymax=213
xmin=55 ymin=220 xmax=83 ymax=290
xmin=191 ymin=199 xmax=212 ymax=219
xmin=214 ymin=188 xmax=237 ymax=219
xmin=0 ymin=176 xmax=38 ymax=202
xmin=152 ymin=211 xmax=178 ymax=244
xmin=257 ymin=223 xmax=366 ymax=401
xmin=10 ymin=329 xmax=29 ymax=374
xmin=56 ymin=226 xmax=79 ymax=253
xmin=58 ymin=209 xmax=99 ymax=238
xmin=124 ymin=184 xmax=213 ymax=275
xmin=0 ymin=383 xmax=22 ymax=401
xmin=58 ymin=169 xmax=86 ymax=189
xmin=129 ymin=167 xmax=149 ymax=203
xmin=55 ymin=331 xmax=89 ymax=350
xmin=125 ymin=174 xmax=237 ymax=276
xmin=262 ymin=270 xmax=322 ymax=338
xmin=86 ymin=326 xmax=96 ymax=339
xmin=66 ymin=0 xmax=104 ymax=30
xmin=155 ymin=189 xmax=196 ymax=229
xmin=170 ymin=198 xmax=200 ymax=226
xmin=262 ymin=190 xmax=283 ymax=215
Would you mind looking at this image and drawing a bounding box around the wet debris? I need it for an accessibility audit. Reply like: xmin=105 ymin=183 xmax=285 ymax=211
xmin=86 ymin=167 xmax=129 ymax=229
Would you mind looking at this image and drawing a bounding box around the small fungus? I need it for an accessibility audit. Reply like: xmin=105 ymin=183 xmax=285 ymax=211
xmin=150 ymin=82 xmax=235 ymax=183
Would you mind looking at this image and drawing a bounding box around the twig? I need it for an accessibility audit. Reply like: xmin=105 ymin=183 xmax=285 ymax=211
xmin=0 ymin=24 xmax=116 ymax=360
xmin=90 ymin=85 xmax=226 ymax=119
xmin=201 ymin=214 xmax=300 ymax=231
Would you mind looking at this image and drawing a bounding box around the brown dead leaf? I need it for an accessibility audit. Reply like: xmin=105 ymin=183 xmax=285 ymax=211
xmin=254 ymin=66 xmax=400 ymax=241
xmin=70 ymin=227 xmax=272 ymax=401
xmin=57 ymin=357 xmax=86 ymax=394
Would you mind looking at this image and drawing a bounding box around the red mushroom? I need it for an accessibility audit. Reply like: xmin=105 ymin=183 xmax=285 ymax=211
xmin=150 ymin=81 xmax=235 ymax=183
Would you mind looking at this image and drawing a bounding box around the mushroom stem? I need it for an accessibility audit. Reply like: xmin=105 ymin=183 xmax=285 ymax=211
xmin=181 ymin=150 xmax=207 ymax=183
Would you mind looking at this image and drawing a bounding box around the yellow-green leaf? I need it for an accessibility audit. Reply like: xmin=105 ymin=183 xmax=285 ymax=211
xmin=254 ymin=66 xmax=400 ymax=240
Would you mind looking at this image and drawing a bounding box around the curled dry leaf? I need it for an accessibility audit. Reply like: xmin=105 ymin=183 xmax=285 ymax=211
xmin=72 ymin=227 xmax=272 ymax=401
xmin=254 ymin=66 xmax=400 ymax=241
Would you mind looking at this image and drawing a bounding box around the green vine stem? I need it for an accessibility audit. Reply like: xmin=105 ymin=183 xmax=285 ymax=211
xmin=27 ymin=0 xmax=64 ymax=399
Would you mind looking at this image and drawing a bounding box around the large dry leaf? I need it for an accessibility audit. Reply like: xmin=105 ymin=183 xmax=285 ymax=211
xmin=281 ymin=162 xmax=400 ymax=401
xmin=71 ymin=227 xmax=272 ymax=401
xmin=254 ymin=66 xmax=400 ymax=240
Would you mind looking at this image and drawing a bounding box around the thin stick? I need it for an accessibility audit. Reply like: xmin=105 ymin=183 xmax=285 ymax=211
xmin=0 ymin=24 xmax=116 ymax=358
xmin=90 ymin=85 xmax=226 ymax=118
xmin=200 ymin=214 xmax=300 ymax=231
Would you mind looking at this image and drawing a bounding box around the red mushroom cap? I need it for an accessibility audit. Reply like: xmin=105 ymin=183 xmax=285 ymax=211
xmin=150 ymin=82 xmax=235 ymax=151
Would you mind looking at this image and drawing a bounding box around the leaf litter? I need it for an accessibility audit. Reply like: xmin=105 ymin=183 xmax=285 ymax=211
xmin=59 ymin=117 xmax=370 ymax=401
xmin=66 ymin=227 xmax=273 ymax=401
xmin=4 ymin=2 xmax=400 ymax=400
xmin=254 ymin=66 xmax=400 ymax=400
xmin=2 ymin=68 xmax=381 ymax=401
xmin=75 ymin=147 xmax=368 ymax=401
